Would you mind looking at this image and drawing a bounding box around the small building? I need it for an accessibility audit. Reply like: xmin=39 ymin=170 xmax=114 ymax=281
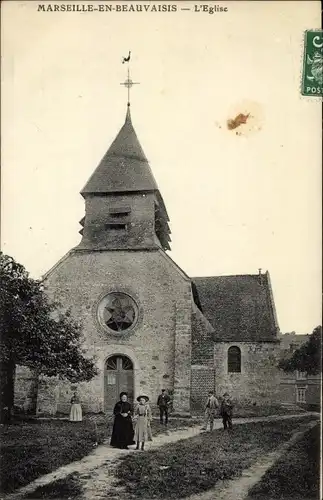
xmin=278 ymin=332 xmax=321 ymax=409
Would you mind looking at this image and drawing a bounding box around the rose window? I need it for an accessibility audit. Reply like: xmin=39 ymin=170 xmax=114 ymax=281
xmin=98 ymin=293 xmax=138 ymax=333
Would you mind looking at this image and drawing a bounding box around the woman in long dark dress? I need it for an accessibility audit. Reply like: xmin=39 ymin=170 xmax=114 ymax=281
xmin=110 ymin=392 xmax=135 ymax=449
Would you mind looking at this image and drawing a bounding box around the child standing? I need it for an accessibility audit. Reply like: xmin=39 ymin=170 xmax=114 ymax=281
xmin=134 ymin=395 xmax=152 ymax=451
xmin=220 ymin=392 xmax=233 ymax=430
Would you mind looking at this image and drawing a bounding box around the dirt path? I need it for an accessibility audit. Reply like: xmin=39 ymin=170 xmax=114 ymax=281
xmin=184 ymin=420 xmax=318 ymax=500
xmin=1 ymin=413 xmax=317 ymax=500
xmin=80 ymin=413 xmax=319 ymax=500
xmin=2 ymin=425 xmax=203 ymax=500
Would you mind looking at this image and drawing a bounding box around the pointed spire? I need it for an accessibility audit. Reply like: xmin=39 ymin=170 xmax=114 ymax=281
xmin=77 ymin=58 xmax=171 ymax=252
xmin=81 ymin=107 xmax=157 ymax=195
xmin=104 ymin=104 xmax=147 ymax=162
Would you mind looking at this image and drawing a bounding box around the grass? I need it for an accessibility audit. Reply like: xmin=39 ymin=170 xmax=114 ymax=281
xmin=24 ymin=473 xmax=83 ymax=499
xmin=0 ymin=408 xmax=313 ymax=496
xmin=247 ymin=423 xmax=321 ymax=500
xmin=112 ymin=416 xmax=317 ymax=499
xmin=0 ymin=418 xmax=106 ymax=494
xmin=222 ymin=403 xmax=307 ymax=418
xmin=190 ymin=403 xmax=307 ymax=419
xmin=0 ymin=415 xmax=201 ymax=494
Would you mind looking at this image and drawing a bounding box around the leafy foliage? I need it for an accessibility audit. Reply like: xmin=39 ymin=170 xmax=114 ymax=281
xmin=0 ymin=252 xmax=97 ymax=382
xmin=278 ymin=326 xmax=322 ymax=375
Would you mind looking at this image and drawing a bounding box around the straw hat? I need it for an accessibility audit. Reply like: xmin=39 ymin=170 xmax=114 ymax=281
xmin=137 ymin=395 xmax=149 ymax=402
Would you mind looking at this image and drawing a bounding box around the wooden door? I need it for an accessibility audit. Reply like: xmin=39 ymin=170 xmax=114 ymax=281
xmin=104 ymin=355 xmax=134 ymax=413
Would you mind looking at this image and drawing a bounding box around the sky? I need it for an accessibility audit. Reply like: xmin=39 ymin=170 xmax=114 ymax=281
xmin=1 ymin=0 xmax=322 ymax=334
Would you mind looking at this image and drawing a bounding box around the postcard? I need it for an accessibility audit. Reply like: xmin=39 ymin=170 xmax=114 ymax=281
xmin=1 ymin=1 xmax=321 ymax=499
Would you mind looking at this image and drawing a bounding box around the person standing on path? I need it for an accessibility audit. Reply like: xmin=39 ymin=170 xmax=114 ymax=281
xmin=202 ymin=391 xmax=219 ymax=431
xmin=110 ymin=392 xmax=135 ymax=449
xmin=134 ymin=395 xmax=152 ymax=451
xmin=157 ymin=389 xmax=171 ymax=425
xmin=69 ymin=391 xmax=83 ymax=422
xmin=220 ymin=392 xmax=234 ymax=430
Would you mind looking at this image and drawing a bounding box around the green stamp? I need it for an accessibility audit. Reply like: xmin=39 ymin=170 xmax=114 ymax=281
xmin=301 ymin=30 xmax=323 ymax=97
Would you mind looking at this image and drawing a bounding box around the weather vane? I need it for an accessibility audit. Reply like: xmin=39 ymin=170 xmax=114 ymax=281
xmin=120 ymin=51 xmax=140 ymax=106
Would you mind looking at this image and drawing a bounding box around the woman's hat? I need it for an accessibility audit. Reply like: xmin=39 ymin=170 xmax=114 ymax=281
xmin=120 ymin=392 xmax=128 ymax=399
xmin=223 ymin=392 xmax=229 ymax=397
xmin=137 ymin=395 xmax=149 ymax=402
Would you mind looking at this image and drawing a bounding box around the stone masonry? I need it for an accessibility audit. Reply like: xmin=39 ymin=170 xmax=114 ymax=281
xmin=41 ymin=249 xmax=192 ymax=415
xmin=214 ymin=342 xmax=281 ymax=404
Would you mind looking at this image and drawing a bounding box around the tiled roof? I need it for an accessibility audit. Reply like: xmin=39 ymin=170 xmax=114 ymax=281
xmin=192 ymin=273 xmax=278 ymax=342
xmin=81 ymin=106 xmax=159 ymax=195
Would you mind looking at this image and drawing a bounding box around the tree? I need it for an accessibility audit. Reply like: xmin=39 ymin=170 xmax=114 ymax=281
xmin=0 ymin=252 xmax=97 ymax=419
xmin=278 ymin=326 xmax=322 ymax=375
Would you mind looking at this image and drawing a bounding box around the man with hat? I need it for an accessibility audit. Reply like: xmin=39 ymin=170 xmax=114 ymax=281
xmin=134 ymin=395 xmax=152 ymax=451
xmin=220 ymin=392 xmax=233 ymax=430
xmin=157 ymin=389 xmax=171 ymax=425
xmin=202 ymin=390 xmax=219 ymax=431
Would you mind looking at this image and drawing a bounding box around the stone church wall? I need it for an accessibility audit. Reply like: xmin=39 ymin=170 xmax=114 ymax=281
xmin=172 ymin=297 xmax=193 ymax=415
xmin=190 ymin=311 xmax=215 ymax=412
xmin=42 ymin=249 xmax=192 ymax=415
xmin=79 ymin=193 xmax=157 ymax=251
xmin=214 ymin=342 xmax=280 ymax=404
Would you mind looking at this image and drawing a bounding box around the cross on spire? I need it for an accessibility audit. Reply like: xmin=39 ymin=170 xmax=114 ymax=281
xmin=120 ymin=58 xmax=140 ymax=106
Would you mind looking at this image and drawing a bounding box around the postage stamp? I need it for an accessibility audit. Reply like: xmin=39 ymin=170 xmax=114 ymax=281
xmin=301 ymin=29 xmax=323 ymax=97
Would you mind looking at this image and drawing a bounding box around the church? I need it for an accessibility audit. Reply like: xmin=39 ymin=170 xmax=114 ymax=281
xmin=16 ymin=95 xmax=281 ymax=416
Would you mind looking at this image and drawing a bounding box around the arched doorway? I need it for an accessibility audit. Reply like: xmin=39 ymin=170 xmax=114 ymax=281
xmin=104 ymin=355 xmax=134 ymax=413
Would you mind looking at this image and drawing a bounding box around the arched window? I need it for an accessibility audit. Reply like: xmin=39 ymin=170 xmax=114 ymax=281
xmin=228 ymin=346 xmax=241 ymax=373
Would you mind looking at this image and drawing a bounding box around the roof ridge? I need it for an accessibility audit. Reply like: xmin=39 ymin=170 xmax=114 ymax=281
xmin=192 ymin=273 xmax=264 ymax=279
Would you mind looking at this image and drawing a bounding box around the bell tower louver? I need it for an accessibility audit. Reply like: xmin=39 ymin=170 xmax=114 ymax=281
xmin=77 ymin=104 xmax=171 ymax=251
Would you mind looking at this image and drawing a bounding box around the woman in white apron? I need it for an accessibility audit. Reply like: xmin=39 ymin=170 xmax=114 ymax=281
xmin=69 ymin=391 xmax=83 ymax=422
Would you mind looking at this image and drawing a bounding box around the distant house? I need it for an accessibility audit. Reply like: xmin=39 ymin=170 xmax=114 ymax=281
xmin=278 ymin=332 xmax=321 ymax=409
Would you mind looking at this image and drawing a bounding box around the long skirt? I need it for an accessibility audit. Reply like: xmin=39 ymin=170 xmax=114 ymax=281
xmin=134 ymin=416 xmax=153 ymax=443
xmin=69 ymin=403 xmax=82 ymax=422
xmin=110 ymin=414 xmax=135 ymax=449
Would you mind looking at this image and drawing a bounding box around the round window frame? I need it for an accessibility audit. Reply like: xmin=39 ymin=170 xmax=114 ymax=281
xmin=95 ymin=290 xmax=141 ymax=338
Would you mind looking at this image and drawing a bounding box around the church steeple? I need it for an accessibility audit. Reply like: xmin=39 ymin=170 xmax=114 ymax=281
xmin=81 ymin=105 xmax=158 ymax=195
xmin=77 ymin=104 xmax=171 ymax=252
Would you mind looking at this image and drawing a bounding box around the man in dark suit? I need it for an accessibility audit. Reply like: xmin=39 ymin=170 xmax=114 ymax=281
xmin=220 ymin=392 xmax=233 ymax=430
xmin=157 ymin=389 xmax=171 ymax=425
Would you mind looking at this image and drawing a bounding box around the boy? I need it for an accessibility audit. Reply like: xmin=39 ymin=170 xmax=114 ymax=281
xmin=157 ymin=389 xmax=171 ymax=425
xmin=220 ymin=392 xmax=233 ymax=430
